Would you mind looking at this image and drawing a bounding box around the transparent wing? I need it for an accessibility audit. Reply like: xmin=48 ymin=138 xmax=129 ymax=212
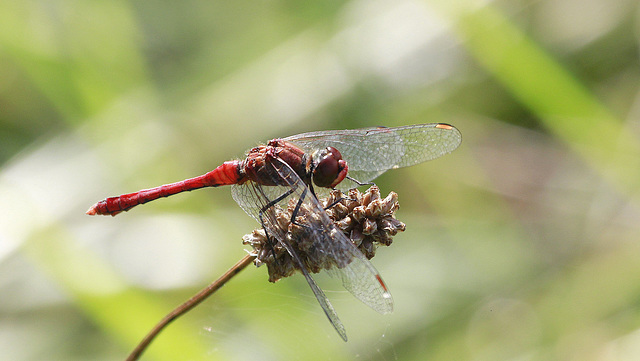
xmin=231 ymin=156 xmax=393 ymax=339
xmin=232 ymin=170 xmax=348 ymax=340
xmin=284 ymin=123 xmax=461 ymax=189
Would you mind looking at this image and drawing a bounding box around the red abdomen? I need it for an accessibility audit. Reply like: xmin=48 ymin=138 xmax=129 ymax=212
xmin=87 ymin=161 xmax=242 ymax=216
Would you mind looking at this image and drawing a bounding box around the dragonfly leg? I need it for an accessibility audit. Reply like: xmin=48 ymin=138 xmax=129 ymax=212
xmin=323 ymin=197 xmax=346 ymax=211
xmin=258 ymin=219 xmax=279 ymax=266
xmin=257 ymin=186 xmax=298 ymax=266
xmin=345 ymin=175 xmax=375 ymax=187
xmin=308 ymin=182 xmax=317 ymax=199
xmin=287 ymin=186 xmax=315 ymax=232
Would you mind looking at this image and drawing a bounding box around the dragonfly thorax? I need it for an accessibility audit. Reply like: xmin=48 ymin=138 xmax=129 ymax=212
xmin=241 ymin=139 xmax=310 ymax=186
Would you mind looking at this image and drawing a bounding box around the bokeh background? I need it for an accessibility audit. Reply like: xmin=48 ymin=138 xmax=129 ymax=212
xmin=2 ymin=0 xmax=640 ymax=360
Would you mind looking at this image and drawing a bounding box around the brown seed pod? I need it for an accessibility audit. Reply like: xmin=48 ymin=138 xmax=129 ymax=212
xmin=242 ymin=186 xmax=405 ymax=282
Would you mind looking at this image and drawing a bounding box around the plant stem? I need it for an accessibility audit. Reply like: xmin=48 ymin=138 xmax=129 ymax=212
xmin=126 ymin=253 xmax=256 ymax=361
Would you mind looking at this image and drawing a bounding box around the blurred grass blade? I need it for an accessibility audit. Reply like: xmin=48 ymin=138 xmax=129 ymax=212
xmin=23 ymin=226 xmax=213 ymax=361
xmin=432 ymin=1 xmax=640 ymax=197
xmin=0 ymin=1 xmax=148 ymax=121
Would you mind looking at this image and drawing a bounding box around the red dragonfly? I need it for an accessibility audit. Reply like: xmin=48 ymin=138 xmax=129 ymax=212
xmin=87 ymin=123 xmax=461 ymax=341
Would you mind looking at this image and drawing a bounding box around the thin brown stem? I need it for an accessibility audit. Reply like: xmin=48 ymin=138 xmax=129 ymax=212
xmin=126 ymin=253 xmax=256 ymax=361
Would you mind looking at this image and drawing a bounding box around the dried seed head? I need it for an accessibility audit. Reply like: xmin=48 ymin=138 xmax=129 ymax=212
xmin=242 ymin=185 xmax=406 ymax=282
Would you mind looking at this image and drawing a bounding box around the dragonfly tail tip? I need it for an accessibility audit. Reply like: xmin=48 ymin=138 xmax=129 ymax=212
xmin=86 ymin=205 xmax=97 ymax=215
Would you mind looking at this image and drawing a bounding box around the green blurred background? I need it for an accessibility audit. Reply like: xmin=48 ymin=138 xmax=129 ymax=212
xmin=2 ymin=0 xmax=640 ymax=360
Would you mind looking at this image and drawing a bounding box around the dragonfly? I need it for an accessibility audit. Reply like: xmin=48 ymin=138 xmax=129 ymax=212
xmin=87 ymin=123 xmax=462 ymax=341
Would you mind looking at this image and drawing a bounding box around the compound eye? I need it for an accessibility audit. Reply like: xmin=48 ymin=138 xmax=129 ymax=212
xmin=313 ymin=153 xmax=340 ymax=188
xmin=326 ymin=146 xmax=342 ymax=160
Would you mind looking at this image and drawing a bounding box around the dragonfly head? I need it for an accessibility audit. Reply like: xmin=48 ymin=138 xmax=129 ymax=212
xmin=312 ymin=146 xmax=348 ymax=188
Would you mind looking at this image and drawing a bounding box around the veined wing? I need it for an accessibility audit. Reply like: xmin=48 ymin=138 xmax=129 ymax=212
xmin=231 ymin=164 xmax=348 ymax=340
xmin=285 ymin=123 xmax=461 ymax=189
xmin=231 ymin=155 xmax=393 ymax=340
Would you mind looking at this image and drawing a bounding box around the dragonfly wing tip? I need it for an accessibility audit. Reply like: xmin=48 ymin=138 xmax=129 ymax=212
xmin=435 ymin=123 xmax=454 ymax=130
